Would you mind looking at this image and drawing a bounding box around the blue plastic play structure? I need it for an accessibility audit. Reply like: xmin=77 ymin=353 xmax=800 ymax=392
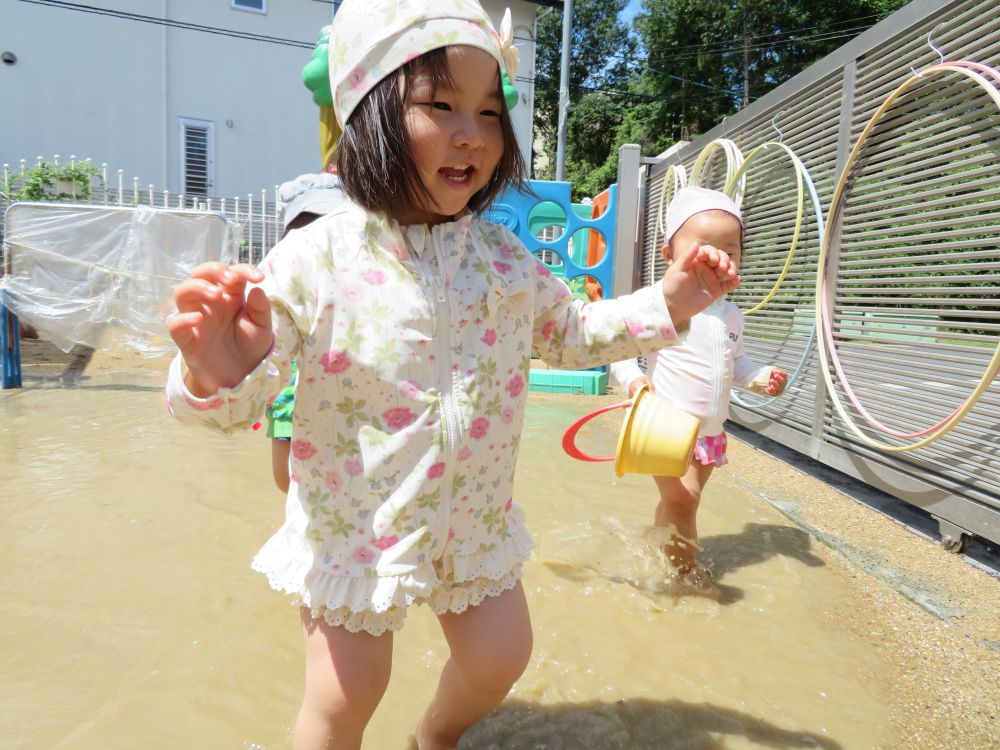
xmin=2 ymin=292 xmax=22 ymax=389
xmin=484 ymin=180 xmax=617 ymax=301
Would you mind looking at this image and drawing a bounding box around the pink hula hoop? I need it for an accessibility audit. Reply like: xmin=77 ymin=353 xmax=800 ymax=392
xmin=818 ymin=61 xmax=1000 ymax=441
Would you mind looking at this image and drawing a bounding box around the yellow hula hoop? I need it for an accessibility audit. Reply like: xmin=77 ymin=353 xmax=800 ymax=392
xmin=723 ymin=141 xmax=805 ymax=316
xmin=815 ymin=62 xmax=1000 ymax=453
xmin=651 ymin=163 xmax=688 ymax=251
xmin=690 ymin=138 xmax=746 ymax=206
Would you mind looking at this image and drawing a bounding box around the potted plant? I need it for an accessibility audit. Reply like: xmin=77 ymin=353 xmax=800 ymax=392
xmin=1 ymin=160 xmax=104 ymax=203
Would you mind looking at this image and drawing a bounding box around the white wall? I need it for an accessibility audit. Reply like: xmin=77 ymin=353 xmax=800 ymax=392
xmin=1 ymin=0 xmax=330 ymax=197
xmin=162 ymin=1 xmax=331 ymax=195
xmin=1 ymin=0 xmax=541 ymax=197
xmin=3 ymin=0 xmax=170 ymax=188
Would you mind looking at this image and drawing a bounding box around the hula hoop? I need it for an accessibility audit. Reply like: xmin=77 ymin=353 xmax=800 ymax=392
xmin=731 ymin=144 xmax=823 ymax=411
xmin=690 ymin=138 xmax=746 ymax=206
xmin=724 ymin=141 xmax=806 ymax=316
xmin=816 ymin=61 xmax=1000 ymax=452
xmin=947 ymin=59 xmax=1000 ymax=84
xmin=651 ymin=164 xmax=688 ymax=251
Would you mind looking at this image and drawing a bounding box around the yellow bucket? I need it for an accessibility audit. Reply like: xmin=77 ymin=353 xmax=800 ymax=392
xmin=562 ymin=384 xmax=701 ymax=477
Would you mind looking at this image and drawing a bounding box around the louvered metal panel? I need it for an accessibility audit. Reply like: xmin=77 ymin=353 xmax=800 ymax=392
xmin=634 ymin=0 xmax=1000 ymax=547
xmin=183 ymin=125 xmax=210 ymax=196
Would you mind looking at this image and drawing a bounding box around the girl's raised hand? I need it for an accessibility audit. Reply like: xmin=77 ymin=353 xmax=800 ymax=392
xmin=661 ymin=241 xmax=740 ymax=328
xmin=168 ymin=262 xmax=272 ymax=397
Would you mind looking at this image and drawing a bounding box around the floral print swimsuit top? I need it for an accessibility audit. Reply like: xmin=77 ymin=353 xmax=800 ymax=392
xmin=166 ymin=203 xmax=680 ymax=628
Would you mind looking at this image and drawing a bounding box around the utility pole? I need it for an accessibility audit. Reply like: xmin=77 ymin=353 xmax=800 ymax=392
xmin=742 ymin=1 xmax=750 ymax=108
xmin=555 ymin=0 xmax=573 ymax=181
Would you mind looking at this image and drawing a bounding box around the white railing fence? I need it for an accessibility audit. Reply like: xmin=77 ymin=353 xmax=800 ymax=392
xmin=1 ymin=156 xmax=281 ymax=265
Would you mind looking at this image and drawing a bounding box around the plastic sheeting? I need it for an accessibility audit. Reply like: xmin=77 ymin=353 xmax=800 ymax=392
xmin=0 ymin=202 xmax=239 ymax=356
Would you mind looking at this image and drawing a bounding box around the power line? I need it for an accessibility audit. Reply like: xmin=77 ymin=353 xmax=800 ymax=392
xmin=17 ymin=0 xmax=314 ymax=48
xmin=538 ymin=16 xmax=880 ymax=67
xmin=630 ymin=13 xmax=882 ymax=55
xmin=645 ymin=24 xmax=877 ymax=64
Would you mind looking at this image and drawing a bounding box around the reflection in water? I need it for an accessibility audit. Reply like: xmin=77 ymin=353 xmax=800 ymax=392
xmin=0 ymin=382 xmax=890 ymax=749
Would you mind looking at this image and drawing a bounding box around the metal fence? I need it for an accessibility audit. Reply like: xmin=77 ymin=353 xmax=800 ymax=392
xmin=626 ymin=0 xmax=1000 ymax=549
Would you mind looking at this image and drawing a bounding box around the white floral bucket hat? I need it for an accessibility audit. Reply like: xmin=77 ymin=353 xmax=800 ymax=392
xmin=327 ymin=0 xmax=519 ymax=128
xmin=663 ymin=186 xmax=743 ymax=245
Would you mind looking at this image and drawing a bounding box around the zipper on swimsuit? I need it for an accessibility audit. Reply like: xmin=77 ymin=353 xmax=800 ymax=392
xmin=712 ymin=316 xmax=725 ymax=419
xmin=428 ymin=234 xmax=462 ymax=454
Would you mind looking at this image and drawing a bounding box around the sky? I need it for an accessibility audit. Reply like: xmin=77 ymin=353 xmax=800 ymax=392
xmin=623 ymin=0 xmax=642 ymax=24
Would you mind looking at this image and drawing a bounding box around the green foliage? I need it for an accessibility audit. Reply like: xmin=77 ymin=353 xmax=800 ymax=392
xmin=533 ymin=0 xmax=910 ymax=201
xmin=1 ymin=161 xmax=103 ymax=203
xmin=534 ymin=0 xmax=637 ymax=195
xmin=566 ymin=275 xmax=591 ymax=303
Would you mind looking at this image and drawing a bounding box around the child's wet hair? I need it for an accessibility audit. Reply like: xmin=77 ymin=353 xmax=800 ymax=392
xmin=335 ymin=47 xmax=528 ymax=223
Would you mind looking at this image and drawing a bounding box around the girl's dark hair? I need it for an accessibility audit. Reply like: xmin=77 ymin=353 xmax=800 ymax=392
xmin=334 ymin=47 xmax=527 ymax=223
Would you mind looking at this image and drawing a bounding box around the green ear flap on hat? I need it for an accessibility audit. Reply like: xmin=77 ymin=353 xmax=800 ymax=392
xmin=302 ymin=26 xmax=333 ymax=107
xmin=502 ymin=68 xmax=518 ymax=111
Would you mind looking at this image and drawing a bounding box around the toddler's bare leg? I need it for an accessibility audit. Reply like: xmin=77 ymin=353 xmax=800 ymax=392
xmin=294 ymin=608 xmax=394 ymax=750
xmin=652 ymin=461 xmax=715 ymax=570
xmin=416 ymin=582 xmax=532 ymax=749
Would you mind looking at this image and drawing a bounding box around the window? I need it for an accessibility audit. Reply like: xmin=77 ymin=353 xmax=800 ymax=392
xmin=178 ymin=118 xmax=215 ymax=196
xmin=232 ymin=0 xmax=266 ymax=13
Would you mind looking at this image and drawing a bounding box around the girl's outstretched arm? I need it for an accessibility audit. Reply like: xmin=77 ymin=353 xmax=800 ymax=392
xmin=168 ymin=262 xmax=273 ymax=397
xmin=661 ymin=241 xmax=740 ymax=329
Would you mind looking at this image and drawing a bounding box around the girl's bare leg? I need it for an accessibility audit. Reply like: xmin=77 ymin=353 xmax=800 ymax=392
xmin=294 ymin=608 xmax=394 ymax=750
xmin=416 ymin=582 xmax=532 ymax=750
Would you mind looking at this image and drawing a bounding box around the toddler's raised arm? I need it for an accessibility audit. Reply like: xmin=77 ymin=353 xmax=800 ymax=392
xmin=518 ymin=226 xmax=737 ymax=370
xmin=660 ymin=240 xmax=739 ymax=326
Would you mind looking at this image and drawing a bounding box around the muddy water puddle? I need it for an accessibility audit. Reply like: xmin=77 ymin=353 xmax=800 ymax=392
xmin=1 ymin=376 xmax=888 ymax=749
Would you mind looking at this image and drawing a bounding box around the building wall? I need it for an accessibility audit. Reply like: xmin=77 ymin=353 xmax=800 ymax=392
xmin=1 ymin=0 xmax=541 ymax=198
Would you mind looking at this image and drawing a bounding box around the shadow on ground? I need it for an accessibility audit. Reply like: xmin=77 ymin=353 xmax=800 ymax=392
xmin=460 ymin=697 xmax=842 ymax=750
xmin=702 ymin=522 xmax=826 ymax=580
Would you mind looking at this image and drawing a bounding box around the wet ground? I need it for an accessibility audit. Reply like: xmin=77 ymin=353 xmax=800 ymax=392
xmin=1 ymin=339 xmax=997 ymax=749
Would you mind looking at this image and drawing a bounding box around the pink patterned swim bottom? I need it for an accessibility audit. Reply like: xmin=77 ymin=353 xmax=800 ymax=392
xmin=693 ymin=432 xmax=728 ymax=467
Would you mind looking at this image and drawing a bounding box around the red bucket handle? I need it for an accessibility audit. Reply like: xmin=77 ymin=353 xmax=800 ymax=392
xmin=561 ymin=398 xmax=632 ymax=462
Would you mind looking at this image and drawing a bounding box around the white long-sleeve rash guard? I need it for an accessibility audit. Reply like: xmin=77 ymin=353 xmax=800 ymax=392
xmin=610 ymin=298 xmax=774 ymax=437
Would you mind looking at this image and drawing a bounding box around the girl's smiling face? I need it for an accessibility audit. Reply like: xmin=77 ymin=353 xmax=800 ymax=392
xmin=400 ymin=45 xmax=505 ymax=226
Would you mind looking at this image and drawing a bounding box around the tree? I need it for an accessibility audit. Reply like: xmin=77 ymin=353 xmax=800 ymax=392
xmin=635 ymin=0 xmax=913 ymax=139
xmin=533 ymin=0 xmax=637 ymax=184
xmin=532 ymin=0 xmax=911 ymax=200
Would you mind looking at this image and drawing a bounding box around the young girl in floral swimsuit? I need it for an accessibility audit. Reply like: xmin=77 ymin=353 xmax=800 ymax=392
xmin=164 ymin=2 xmax=738 ymax=747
